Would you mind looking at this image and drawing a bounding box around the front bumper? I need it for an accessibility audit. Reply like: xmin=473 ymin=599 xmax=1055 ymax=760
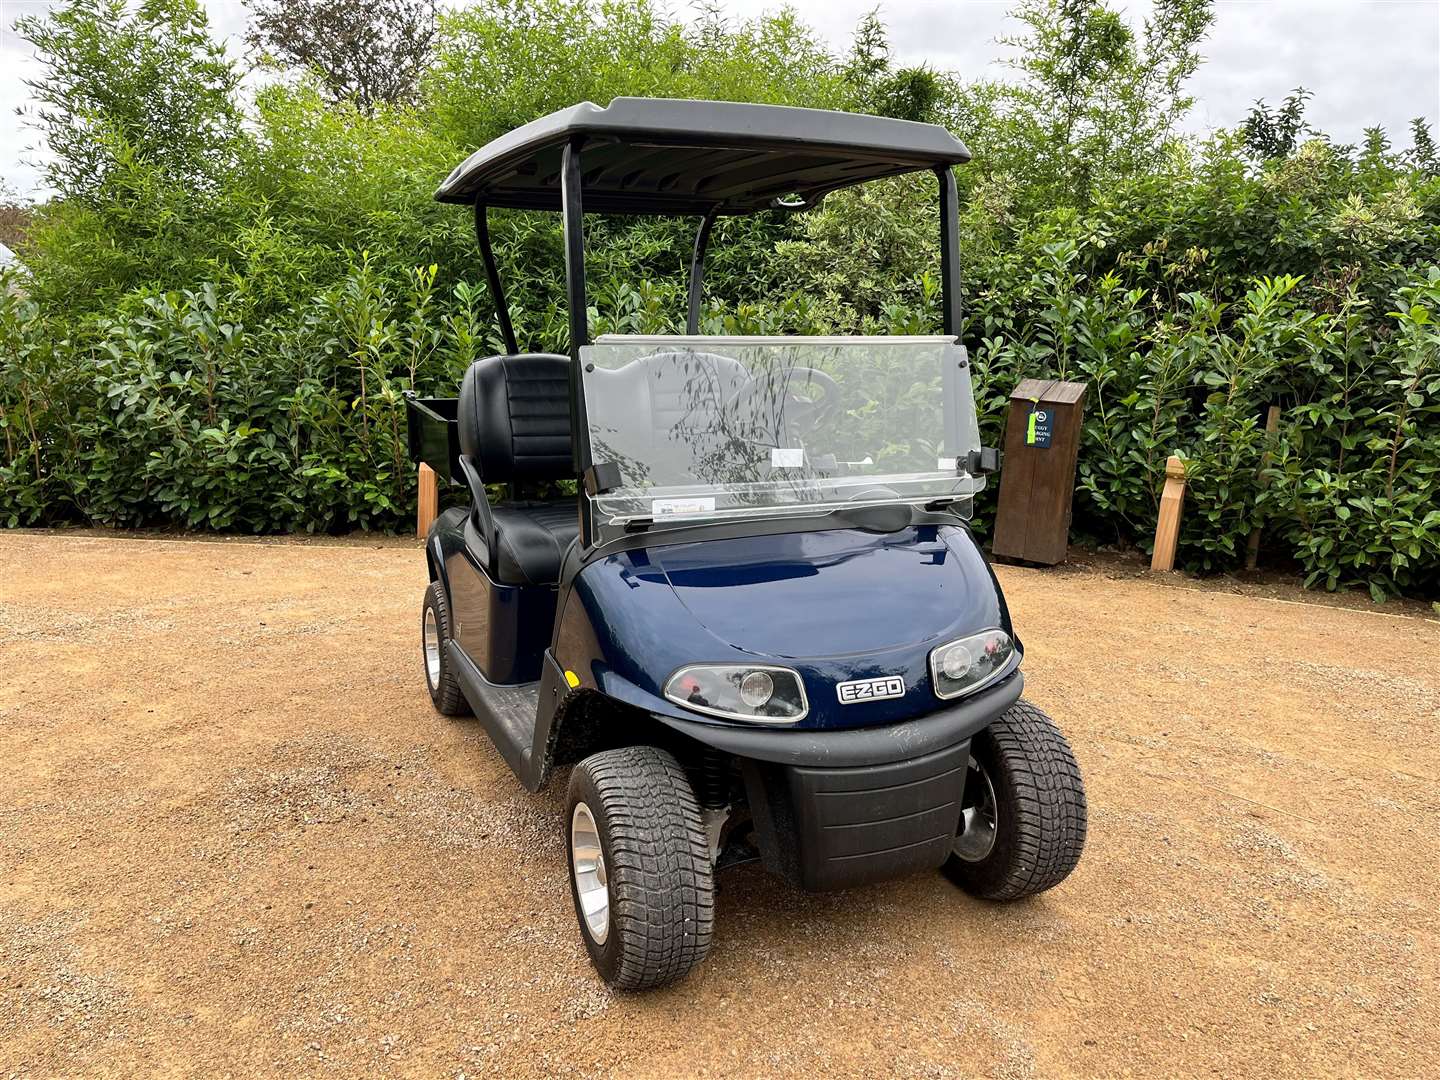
xmin=657 ymin=672 xmax=1024 ymax=890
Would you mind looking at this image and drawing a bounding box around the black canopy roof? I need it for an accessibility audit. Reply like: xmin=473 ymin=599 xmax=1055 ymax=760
xmin=434 ymin=97 xmax=971 ymax=215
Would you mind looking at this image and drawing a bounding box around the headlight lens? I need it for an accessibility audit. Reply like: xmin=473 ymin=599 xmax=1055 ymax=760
xmin=664 ymin=664 xmax=808 ymax=723
xmin=930 ymin=629 xmax=1014 ymax=700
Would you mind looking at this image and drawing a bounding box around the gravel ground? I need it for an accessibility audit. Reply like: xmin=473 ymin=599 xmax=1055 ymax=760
xmin=1 ymin=531 xmax=1436 ymax=1079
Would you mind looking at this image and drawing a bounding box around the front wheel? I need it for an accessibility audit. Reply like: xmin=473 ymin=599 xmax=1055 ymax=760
xmin=944 ymin=700 xmax=1087 ymax=900
xmin=566 ymin=746 xmax=714 ymax=990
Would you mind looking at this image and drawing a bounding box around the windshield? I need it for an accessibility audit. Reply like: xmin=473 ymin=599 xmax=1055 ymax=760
xmin=581 ymin=335 xmax=983 ymax=526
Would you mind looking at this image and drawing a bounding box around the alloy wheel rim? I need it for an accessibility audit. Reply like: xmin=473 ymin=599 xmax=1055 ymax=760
xmin=570 ymin=802 xmax=609 ymax=944
xmin=423 ymin=607 xmax=441 ymax=688
xmin=954 ymin=753 xmax=998 ymax=862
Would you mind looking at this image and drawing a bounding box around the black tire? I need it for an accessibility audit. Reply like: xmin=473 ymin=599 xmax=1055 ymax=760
xmin=565 ymin=746 xmax=714 ymax=990
xmin=943 ymin=700 xmax=1086 ymax=900
xmin=421 ymin=581 xmax=469 ymax=716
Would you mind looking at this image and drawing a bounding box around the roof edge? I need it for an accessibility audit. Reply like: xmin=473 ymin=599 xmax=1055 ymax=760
xmin=434 ymin=97 xmax=971 ymax=211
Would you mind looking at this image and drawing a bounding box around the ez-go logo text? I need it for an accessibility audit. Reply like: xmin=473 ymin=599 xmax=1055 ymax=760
xmin=836 ymin=675 xmax=906 ymax=704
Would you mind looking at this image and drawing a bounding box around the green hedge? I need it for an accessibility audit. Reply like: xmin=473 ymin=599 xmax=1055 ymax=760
xmin=2 ymin=0 xmax=1438 ymax=600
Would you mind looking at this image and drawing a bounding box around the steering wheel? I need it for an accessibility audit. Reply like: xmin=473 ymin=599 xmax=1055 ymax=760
xmin=725 ymin=366 xmax=843 ymax=444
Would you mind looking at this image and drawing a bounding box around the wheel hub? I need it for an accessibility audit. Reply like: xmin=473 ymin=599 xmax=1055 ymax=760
xmin=422 ymin=607 xmax=441 ymax=688
xmin=953 ymin=753 xmax=998 ymax=862
xmin=570 ymin=802 xmax=609 ymax=944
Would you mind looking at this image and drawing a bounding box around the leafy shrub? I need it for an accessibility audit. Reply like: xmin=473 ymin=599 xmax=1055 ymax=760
xmin=3 ymin=0 xmax=1439 ymax=602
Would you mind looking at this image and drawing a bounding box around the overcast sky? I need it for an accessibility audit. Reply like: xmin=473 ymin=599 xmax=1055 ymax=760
xmin=2 ymin=0 xmax=1438 ymax=198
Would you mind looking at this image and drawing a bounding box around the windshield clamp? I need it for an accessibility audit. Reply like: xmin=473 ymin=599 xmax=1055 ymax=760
xmin=966 ymin=447 xmax=1003 ymax=476
xmin=584 ymin=461 xmax=623 ymax=495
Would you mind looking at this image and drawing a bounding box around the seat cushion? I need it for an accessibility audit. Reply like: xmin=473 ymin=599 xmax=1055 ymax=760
xmin=490 ymin=501 xmax=579 ymax=585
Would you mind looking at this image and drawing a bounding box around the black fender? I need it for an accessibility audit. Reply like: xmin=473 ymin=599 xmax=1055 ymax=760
xmin=425 ymin=506 xmax=469 ymax=605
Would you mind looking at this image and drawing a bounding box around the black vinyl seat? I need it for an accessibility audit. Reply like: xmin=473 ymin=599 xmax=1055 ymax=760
xmin=456 ymin=353 xmax=578 ymax=585
xmin=486 ymin=501 xmax=579 ymax=584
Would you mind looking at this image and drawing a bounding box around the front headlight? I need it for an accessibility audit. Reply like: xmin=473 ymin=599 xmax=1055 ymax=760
xmin=930 ymin=629 xmax=1015 ymax=700
xmin=663 ymin=664 xmax=808 ymax=724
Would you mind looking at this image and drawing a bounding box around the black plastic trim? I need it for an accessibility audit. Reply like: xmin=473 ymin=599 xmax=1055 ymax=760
xmin=447 ymin=641 xmax=550 ymax=790
xmin=937 ymin=164 xmax=962 ymax=337
xmin=560 ymin=502 xmax=975 ymax=588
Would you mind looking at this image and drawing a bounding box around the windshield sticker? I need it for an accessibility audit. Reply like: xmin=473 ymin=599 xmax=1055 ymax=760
xmin=770 ymin=448 xmax=805 ymax=468
xmin=651 ymin=496 xmax=716 ymax=517
xmin=937 ymin=457 xmax=958 ymax=472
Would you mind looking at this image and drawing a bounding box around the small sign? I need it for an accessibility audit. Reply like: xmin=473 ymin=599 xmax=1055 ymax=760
xmin=1026 ymin=406 xmax=1054 ymax=448
xmin=651 ymin=496 xmax=716 ymax=517
xmin=770 ymin=447 xmax=805 ymax=468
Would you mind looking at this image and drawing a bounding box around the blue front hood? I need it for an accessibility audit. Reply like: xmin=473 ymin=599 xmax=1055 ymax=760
xmin=563 ymin=523 xmax=1015 ymax=730
xmin=651 ymin=528 xmax=994 ymax=658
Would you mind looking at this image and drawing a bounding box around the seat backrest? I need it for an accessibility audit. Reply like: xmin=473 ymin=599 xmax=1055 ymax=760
xmin=457 ymin=353 xmax=573 ymax=482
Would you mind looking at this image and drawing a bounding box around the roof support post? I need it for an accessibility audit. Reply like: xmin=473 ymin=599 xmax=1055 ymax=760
xmin=936 ymin=165 xmax=962 ymax=338
xmin=473 ymin=198 xmax=519 ymax=356
xmin=561 ymin=138 xmax=592 ymax=470
xmin=686 ymin=208 xmax=718 ymax=335
xmin=561 ymin=137 xmax=600 ymax=547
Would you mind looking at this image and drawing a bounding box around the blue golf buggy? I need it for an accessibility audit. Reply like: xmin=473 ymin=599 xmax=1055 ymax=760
xmin=407 ymin=99 xmax=1086 ymax=990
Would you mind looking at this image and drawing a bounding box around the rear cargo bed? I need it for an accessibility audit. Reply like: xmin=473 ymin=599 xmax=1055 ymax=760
xmin=403 ymin=392 xmax=461 ymax=484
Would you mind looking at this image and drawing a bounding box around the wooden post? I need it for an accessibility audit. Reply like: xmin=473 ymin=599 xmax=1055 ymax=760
xmin=1151 ymin=456 xmax=1187 ymax=573
xmin=1244 ymin=405 xmax=1282 ymax=571
xmin=417 ymin=462 xmax=438 ymax=539
xmin=991 ymin=379 xmax=1089 ymax=565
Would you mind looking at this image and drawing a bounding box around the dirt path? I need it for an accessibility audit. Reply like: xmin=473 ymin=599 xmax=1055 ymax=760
xmin=1 ymin=532 xmax=1436 ymax=1079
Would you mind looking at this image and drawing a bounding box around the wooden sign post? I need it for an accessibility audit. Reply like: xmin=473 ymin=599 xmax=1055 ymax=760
xmin=992 ymin=379 xmax=1089 ymax=565
xmin=417 ymin=462 xmax=439 ymax=539
xmin=1150 ymin=456 xmax=1187 ymax=572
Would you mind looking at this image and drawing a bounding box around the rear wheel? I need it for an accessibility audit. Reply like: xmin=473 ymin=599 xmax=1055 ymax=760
xmin=566 ymin=746 xmax=714 ymax=990
xmin=944 ymin=700 xmax=1086 ymax=900
xmin=421 ymin=581 xmax=468 ymax=716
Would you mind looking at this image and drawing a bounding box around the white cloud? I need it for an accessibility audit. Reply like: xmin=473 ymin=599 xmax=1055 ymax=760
xmin=708 ymin=0 xmax=1440 ymax=145
xmin=2 ymin=1 xmax=55 ymax=198
xmin=0 ymin=0 xmax=252 ymax=197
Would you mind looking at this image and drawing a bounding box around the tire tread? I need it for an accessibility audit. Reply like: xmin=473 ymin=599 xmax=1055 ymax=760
xmin=947 ymin=699 xmax=1087 ymax=900
xmin=570 ymin=746 xmax=714 ymax=990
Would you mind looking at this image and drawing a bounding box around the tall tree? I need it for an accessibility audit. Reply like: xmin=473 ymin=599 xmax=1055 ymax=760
xmin=1241 ymin=87 xmax=1312 ymax=160
xmin=843 ymin=10 xmax=947 ymax=124
xmin=1407 ymin=118 xmax=1437 ymax=176
xmin=243 ymin=0 xmax=438 ymax=112
xmin=0 ymin=183 xmax=32 ymax=251
xmin=16 ymin=0 xmax=240 ymax=204
xmin=995 ymin=0 xmax=1214 ymax=203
